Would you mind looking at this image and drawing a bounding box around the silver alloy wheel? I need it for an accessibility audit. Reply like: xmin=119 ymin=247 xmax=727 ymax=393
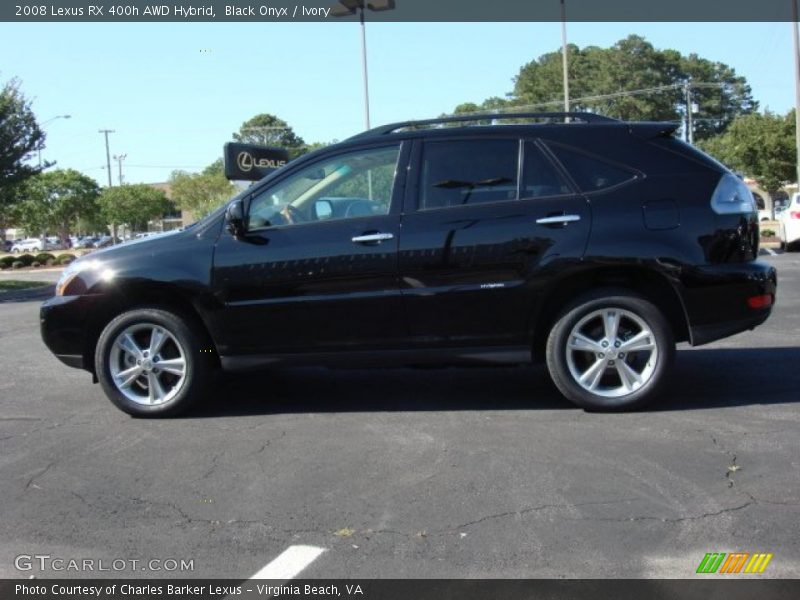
xmin=565 ymin=307 xmax=658 ymax=398
xmin=108 ymin=323 xmax=187 ymax=406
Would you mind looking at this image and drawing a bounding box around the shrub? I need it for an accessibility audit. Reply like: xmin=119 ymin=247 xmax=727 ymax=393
xmin=0 ymin=256 xmax=14 ymax=267
xmin=31 ymin=261 xmax=41 ymax=268
xmin=0 ymin=262 xmax=8 ymax=270
xmin=11 ymin=261 xmax=23 ymax=269
xmin=34 ymin=252 xmax=55 ymax=263
xmin=16 ymin=253 xmax=34 ymax=267
xmin=760 ymin=229 xmax=776 ymax=238
xmin=58 ymin=255 xmax=75 ymax=265
xmin=45 ymin=258 xmax=56 ymax=266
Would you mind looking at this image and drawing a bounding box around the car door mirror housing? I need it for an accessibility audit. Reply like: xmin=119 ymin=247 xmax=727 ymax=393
xmin=226 ymin=200 xmax=247 ymax=237
xmin=314 ymin=199 xmax=333 ymax=221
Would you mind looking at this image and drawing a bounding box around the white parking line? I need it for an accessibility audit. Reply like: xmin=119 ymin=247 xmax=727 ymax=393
xmin=248 ymin=544 xmax=326 ymax=580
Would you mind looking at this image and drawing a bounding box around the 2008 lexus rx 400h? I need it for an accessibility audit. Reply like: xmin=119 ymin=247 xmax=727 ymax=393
xmin=41 ymin=112 xmax=777 ymax=416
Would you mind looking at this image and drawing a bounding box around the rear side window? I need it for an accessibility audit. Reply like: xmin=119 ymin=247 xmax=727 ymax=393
xmin=420 ymin=139 xmax=519 ymax=209
xmin=546 ymin=142 xmax=638 ymax=193
xmin=521 ymin=142 xmax=573 ymax=198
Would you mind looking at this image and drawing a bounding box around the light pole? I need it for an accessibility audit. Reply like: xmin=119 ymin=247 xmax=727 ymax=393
xmin=331 ymin=0 xmax=396 ymax=130
xmin=99 ymin=129 xmax=115 ymax=187
xmin=38 ymin=114 xmax=71 ymax=167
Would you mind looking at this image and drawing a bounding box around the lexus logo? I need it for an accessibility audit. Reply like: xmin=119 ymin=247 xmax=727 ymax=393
xmin=237 ymin=151 xmax=286 ymax=172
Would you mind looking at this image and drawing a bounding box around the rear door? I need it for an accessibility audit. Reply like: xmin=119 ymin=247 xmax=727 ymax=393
xmin=398 ymin=137 xmax=592 ymax=347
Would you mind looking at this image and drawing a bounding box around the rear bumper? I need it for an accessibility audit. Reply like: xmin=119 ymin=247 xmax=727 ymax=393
xmin=783 ymin=219 xmax=800 ymax=244
xmin=679 ymin=260 xmax=777 ymax=346
xmin=40 ymin=294 xmax=105 ymax=371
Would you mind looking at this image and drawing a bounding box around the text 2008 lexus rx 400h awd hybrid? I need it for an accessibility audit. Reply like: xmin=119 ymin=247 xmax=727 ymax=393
xmin=41 ymin=113 xmax=777 ymax=416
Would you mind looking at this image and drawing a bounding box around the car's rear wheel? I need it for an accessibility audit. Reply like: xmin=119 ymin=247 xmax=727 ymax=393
xmin=545 ymin=291 xmax=675 ymax=411
xmin=94 ymin=307 xmax=213 ymax=417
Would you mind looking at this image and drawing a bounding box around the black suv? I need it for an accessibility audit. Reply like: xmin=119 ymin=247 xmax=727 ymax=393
xmin=41 ymin=112 xmax=777 ymax=416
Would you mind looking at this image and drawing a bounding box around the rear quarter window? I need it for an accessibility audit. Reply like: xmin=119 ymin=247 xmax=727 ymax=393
xmin=545 ymin=142 xmax=639 ymax=193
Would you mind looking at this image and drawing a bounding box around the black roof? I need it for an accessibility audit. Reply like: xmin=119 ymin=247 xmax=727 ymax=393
xmin=348 ymin=112 xmax=620 ymax=141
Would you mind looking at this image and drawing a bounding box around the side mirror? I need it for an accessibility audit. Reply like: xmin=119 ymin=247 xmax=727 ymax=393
xmin=225 ymin=200 xmax=247 ymax=237
xmin=314 ymin=199 xmax=333 ymax=221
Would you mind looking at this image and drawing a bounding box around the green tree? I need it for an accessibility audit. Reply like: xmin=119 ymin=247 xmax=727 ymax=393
xmin=169 ymin=169 xmax=236 ymax=219
xmin=0 ymin=78 xmax=47 ymax=240
xmin=12 ymin=170 xmax=100 ymax=242
xmin=233 ymin=113 xmax=307 ymax=159
xmin=26 ymin=169 xmax=100 ymax=244
xmin=98 ymin=184 xmax=170 ymax=240
xmin=463 ymin=35 xmax=756 ymax=140
xmin=203 ymin=158 xmax=224 ymax=177
xmin=700 ymin=110 xmax=796 ymax=194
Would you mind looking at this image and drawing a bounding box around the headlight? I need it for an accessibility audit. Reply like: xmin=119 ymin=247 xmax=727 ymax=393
xmin=55 ymin=260 xmax=114 ymax=296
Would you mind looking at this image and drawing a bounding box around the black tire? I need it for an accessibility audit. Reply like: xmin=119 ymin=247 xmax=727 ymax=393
xmin=94 ymin=307 xmax=214 ymax=417
xmin=545 ymin=290 xmax=675 ymax=411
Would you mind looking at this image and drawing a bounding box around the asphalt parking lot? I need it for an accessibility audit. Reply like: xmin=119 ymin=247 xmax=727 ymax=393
xmin=1 ymin=253 xmax=798 ymax=580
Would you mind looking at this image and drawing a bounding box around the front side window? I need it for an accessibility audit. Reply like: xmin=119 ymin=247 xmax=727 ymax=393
xmin=247 ymin=144 xmax=400 ymax=229
xmin=420 ymin=139 xmax=519 ymax=209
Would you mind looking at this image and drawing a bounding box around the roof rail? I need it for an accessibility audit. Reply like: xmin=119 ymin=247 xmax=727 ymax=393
xmin=350 ymin=112 xmax=619 ymax=139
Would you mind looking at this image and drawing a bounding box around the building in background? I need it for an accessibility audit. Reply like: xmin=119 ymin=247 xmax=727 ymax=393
xmin=146 ymin=182 xmax=193 ymax=231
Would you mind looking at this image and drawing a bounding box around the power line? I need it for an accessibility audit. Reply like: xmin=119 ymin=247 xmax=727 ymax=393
xmin=449 ymin=82 xmax=736 ymax=116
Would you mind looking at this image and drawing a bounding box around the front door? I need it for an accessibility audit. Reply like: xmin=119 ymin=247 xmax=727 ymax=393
xmin=212 ymin=142 xmax=408 ymax=356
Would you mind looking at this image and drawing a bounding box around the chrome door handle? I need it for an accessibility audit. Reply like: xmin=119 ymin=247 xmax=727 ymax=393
xmin=351 ymin=232 xmax=394 ymax=243
xmin=535 ymin=214 xmax=581 ymax=225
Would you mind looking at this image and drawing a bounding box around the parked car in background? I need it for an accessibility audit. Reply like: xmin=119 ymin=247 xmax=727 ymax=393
xmin=11 ymin=238 xmax=45 ymax=252
xmin=94 ymin=236 xmax=121 ymax=248
xmin=74 ymin=237 xmax=98 ymax=249
xmin=3 ymin=240 xmax=12 ymax=252
xmin=753 ymin=192 xmax=771 ymax=221
xmin=45 ymin=237 xmax=64 ymax=250
xmin=778 ymin=192 xmax=800 ymax=251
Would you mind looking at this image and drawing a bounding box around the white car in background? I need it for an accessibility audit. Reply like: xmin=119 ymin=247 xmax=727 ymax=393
xmin=10 ymin=238 xmax=44 ymax=252
xmin=778 ymin=192 xmax=800 ymax=251
xmin=753 ymin=192 xmax=771 ymax=221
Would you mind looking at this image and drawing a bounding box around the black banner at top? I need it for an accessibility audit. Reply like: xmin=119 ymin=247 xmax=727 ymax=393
xmin=4 ymin=0 xmax=800 ymax=22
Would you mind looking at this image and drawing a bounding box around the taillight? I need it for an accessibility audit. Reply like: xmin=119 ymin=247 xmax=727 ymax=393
xmin=710 ymin=173 xmax=756 ymax=215
xmin=747 ymin=294 xmax=773 ymax=309
xmin=790 ymin=211 xmax=800 ymax=219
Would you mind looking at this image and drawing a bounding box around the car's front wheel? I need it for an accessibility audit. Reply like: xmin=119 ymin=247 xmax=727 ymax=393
xmin=545 ymin=291 xmax=675 ymax=411
xmin=94 ymin=307 xmax=213 ymax=417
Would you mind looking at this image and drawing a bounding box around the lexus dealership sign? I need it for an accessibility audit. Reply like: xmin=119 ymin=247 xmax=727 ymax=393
xmin=223 ymin=142 xmax=289 ymax=181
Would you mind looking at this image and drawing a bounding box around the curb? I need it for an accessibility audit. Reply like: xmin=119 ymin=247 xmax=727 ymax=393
xmin=0 ymin=284 xmax=55 ymax=303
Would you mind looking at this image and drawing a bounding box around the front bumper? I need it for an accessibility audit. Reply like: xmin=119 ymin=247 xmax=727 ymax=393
xmin=679 ymin=260 xmax=777 ymax=346
xmin=40 ymin=294 xmax=105 ymax=371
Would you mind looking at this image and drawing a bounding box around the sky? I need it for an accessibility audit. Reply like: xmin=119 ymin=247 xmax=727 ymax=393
xmin=0 ymin=21 xmax=794 ymax=185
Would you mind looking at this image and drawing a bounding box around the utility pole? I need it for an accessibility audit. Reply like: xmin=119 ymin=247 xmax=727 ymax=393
xmin=792 ymin=0 xmax=800 ymax=189
xmin=560 ymin=0 xmax=569 ymax=120
xmin=98 ymin=129 xmax=114 ymax=187
xmin=113 ymin=154 xmax=127 ymax=186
